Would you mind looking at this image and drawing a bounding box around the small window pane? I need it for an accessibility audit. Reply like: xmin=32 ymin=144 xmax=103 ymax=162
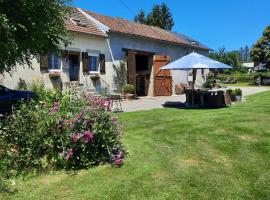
xmin=88 ymin=56 xmax=98 ymax=71
xmin=48 ymin=54 xmax=60 ymax=70
xmin=53 ymin=56 xmax=60 ymax=69
xmin=48 ymin=55 xmax=53 ymax=69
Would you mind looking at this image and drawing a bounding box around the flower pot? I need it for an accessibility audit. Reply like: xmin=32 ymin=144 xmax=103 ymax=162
xmin=49 ymin=69 xmax=61 ymax=78
xmin=235 ymin=95 xmax=242 ymax=102
xmin=124 ymin=93 xmax=134 ymax=100
xmin=90 ymin=72 xmax=100 ymax=81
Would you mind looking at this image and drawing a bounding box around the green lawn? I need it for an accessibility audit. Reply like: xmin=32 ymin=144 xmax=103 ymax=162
xmin=2 ymin=92 xmax=270 ymax=199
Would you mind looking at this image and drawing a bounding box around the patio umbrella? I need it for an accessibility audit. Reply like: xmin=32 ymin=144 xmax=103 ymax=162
xmin=160 ymin=52 xmax=232 ymax=104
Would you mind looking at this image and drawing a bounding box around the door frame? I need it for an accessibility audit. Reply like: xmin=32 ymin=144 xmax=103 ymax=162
xmin=68 ymin=51 xmax=80 ymax=82
xmin=126 ymin=49 xmax=154 ymax=96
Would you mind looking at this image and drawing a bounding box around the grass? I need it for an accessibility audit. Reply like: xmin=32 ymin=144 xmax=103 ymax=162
xmin=1 ymin=92 xmax=270 ymax=199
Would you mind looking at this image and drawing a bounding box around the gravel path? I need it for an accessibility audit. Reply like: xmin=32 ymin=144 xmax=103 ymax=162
xmin=227 ymin=86 xmax=270 ymax=97
xmin=120 ymin=86 xmax=270 ymax=112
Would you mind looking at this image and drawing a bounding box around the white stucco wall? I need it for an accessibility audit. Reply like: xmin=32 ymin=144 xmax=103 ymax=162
xmin=0 ymin=31 xmax=210 ymax=95
xmin=1 ymin=33 xmax=114 ymax=91
xmin=109 ymin=32 xmax=209 ymax=94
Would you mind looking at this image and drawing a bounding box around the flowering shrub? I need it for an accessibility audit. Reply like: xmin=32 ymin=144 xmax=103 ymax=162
xmin=0 ymin=85 xmax=126 ymax=176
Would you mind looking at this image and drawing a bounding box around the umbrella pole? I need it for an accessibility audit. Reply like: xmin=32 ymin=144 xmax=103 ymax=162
xmin=191 ymin=69 xmax=197 ymax=105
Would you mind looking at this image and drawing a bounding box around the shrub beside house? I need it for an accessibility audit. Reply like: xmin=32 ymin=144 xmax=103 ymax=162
xmin=0 ymin=83 xmax=126 ymax=176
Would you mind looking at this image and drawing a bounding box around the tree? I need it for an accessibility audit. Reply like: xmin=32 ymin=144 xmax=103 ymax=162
xmin=250 ymin=26 xmax=270 ymax=65
xmin=134 ymin=9 xmax=146 ymax=24
xmin=134 ymin=2 xmax=174 ymax=30
xmin=209 ymin=47 xmax=242 ymax=71
xmin=0 ymin=0 xmax=72 ymax=74
xmin=244 ymin=45 xmax=250 ymax=62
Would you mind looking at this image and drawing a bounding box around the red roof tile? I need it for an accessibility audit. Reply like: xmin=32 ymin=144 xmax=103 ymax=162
xmin=82 ymin=9 xmax=189 ymax=46
xmin=65 ymin=8 xmax=107 ymax=37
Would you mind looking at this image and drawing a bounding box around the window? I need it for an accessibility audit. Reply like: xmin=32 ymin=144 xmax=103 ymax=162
xmin=70 ymin=18 xmax=87 ymax=27
xmin=48 ymin=54 xmax=61 ymax=70
xmin=88 ymin=53 xmax=99 ymax=72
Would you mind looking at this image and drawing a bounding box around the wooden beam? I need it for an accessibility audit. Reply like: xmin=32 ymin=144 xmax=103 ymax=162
xmin=123 ymin=48 xmax=155 ymax=56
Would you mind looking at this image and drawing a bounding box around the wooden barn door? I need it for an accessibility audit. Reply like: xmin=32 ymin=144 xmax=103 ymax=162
xmin=127 ymin=50 xmax=136 ymax=94
xmin=153 ymin=55 xmax=172 ymax=96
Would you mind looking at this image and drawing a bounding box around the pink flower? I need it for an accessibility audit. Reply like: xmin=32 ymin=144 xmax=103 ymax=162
xmin=114 ymin=158 xmax=123 ymax=166
xmin=65 ymin=148 xmax=73 ymax=160
xmin=83 ymin=120 xmax=90 ymax=126
xmin=76 ymin=111 xmax=84 ymax=119
xmin=52 ymin=101 xmax=59 ymax=112
xmin=100 ymin=99 xmax=105 ymax=108
xmin=107 ymin=100 xmax=111 ymax=108
xmin=63 ymin=119 xmax=69 ymax=125
xmin=111 ymin=117 xmax=117 ymax=124
xmin=112 ymin=151 xmax=124 ymax=166
xmin=71 ymin=133 xmax=83 ymax=143
xmin=83 ymin=130 xmax=94 ymax=143
xmin=70 ymin=124 xmax=75 ymax=129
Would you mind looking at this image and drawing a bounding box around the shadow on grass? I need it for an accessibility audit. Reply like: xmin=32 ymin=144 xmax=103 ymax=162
xmin=162 ymin=101 xmax=230 ymax=110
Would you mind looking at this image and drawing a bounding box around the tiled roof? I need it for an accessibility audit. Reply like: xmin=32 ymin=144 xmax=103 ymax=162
xmin=65 ymin=8 xmax=211 ymax=51
xmin=82 ymin=9 xmax=190 ymax=46
xmin=65 ymin=8 xmax=107 ymax=37
xmin=171 ymin=32 xmax=211 ymax=50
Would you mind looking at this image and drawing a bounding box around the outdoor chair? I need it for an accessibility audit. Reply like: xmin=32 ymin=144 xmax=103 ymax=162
xmin=184 ymin=89 xmax=202 ymax=105
xmin=203 ymin=91 xmax=225 ymax=108
xmin=109 ymin=94 xmax=122 ymax=112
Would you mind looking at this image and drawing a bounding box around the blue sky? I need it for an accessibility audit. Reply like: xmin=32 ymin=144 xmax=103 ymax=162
xmin=74 ymin=0 xmax=270 ymax=51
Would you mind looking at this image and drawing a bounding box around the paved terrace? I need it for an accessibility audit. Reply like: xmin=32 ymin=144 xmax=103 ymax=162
xmin=120 ymin=86 xmax=270 ymax=112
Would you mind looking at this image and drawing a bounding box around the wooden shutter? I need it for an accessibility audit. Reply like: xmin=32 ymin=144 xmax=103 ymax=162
xmin=82 ymin=52 xmax=89 ymax=75
xmin=61 ymin=50 xmax=68 ymax=70
xmin=153 ymin=55 xmax=172 ymax=96
xmin=99 ymin=54 xmax=106 ymax=74
xmin=40 ymin=55 xmax=48 ymax=70
xmin=127 ymin=50 xmax=136 ymax=91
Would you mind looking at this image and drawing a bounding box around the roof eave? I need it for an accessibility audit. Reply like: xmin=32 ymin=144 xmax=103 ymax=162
xmin=109 ymin=30 xmax=211 ymax=51
xmin=68 ymin=29 xmax=108 ymax=38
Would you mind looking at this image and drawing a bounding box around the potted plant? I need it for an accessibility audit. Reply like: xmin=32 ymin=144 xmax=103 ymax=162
xmin=123 ymin=84 xmax=134 ymax=100
xmin=232 ymin=88 xmax=242 ymax=102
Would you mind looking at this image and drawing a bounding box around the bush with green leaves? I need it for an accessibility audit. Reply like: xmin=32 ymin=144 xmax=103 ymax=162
xmin=123 ymin=84 xmax=135 ymax=94
xmin=232 ymin=88 xmax=242 ymax=96
xmin=0 ymin=84 xmax=126 ymax=177
xmin=216 ymin=73 xmax=252 ymax=83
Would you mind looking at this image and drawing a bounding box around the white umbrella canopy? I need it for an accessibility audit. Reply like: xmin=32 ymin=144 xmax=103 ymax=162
xmin=160 ymin=52 xmax=233 ymax=70
xmin=160 ymin=52 xmax=233 ymax=105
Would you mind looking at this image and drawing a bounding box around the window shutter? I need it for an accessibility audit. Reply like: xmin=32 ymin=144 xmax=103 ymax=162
xmin=40 ymin=55 xmax=48 ymax=70
xmin=82 ymin=52 xmax=89 ymax=75
xmin=128 ymin=50 xmax=136 ymax=87
xmin=99 ymin=54 xmax=106 ymax=74
xmin=62 ymin=50 xmax=68 ymax=69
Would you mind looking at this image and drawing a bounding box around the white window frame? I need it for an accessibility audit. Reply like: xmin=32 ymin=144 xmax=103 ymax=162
xmin=48 ymin=54 xmax=62 ymax=72
xmin=88 ymin=53 xmax=100 ymax=74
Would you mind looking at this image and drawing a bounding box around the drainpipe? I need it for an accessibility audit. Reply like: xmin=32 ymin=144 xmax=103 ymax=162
xmin=106 ymin=37 xmax=115 ymax=63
